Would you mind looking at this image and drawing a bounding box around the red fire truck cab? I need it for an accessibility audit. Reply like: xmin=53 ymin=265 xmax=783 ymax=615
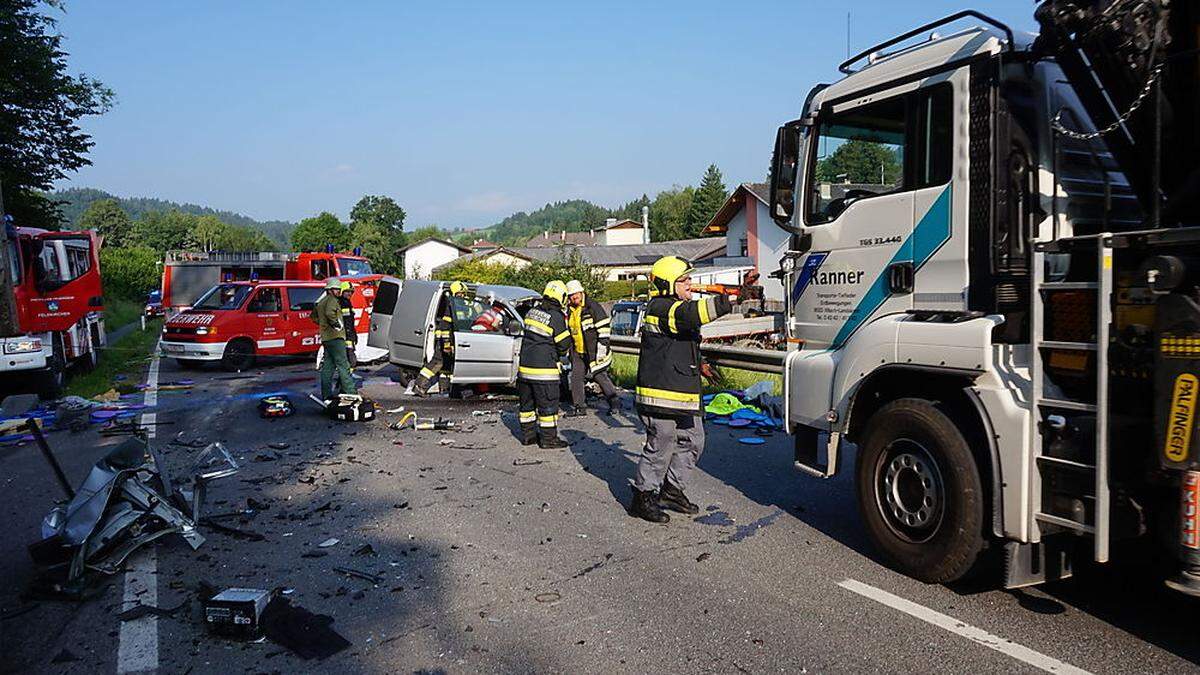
xmin=1 ymin=225 xmax=106 ymax=396
xmin=159 ymin=280 xmax=325 ymax=371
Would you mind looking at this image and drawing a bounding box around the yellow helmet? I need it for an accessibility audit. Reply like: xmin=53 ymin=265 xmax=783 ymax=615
xmin=449 ymin=280 xmax=470 ymax=297
xmin=543 ymin=280 xmax=568 ymax=308
xmin=340 ymin=280 xmax=353 ymax=292
xmin=649 ymin=256 xmax=693 ymax=296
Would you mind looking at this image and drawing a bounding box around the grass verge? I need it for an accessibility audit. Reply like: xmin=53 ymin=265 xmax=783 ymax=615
xmin=104 ymin=297 xmax=144 ymax=332
xmin=65 ymin=324 xmax=160 ymax=399
xmin=609 ymin=353 xmax=782 ymax=396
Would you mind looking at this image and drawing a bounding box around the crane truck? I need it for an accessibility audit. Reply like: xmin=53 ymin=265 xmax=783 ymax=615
xmin=766 ymin=1 xmax=1200 ymax=594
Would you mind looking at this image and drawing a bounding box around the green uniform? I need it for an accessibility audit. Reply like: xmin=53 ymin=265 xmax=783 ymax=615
xmin=315 ymin=292 xmax=356 ymax=399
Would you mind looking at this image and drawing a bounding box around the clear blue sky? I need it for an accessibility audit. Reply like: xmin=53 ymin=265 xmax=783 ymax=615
xmin=55 ymin=1 xmax=1037 ymax=230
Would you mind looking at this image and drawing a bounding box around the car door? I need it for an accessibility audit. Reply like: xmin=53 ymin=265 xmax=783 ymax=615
xmin=384 ymin=279 xmax=441 ymax=368
xmin=283 ymin=286 xmax=323 ymax=353
xmin=448 ymin=295 xmax=518 ymax=383
xmin=244 ymin=287 xmax=286 ymax=354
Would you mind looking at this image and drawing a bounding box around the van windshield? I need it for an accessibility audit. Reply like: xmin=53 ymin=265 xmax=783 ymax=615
xmin=193 ymin=284 xmax=252 ymax=310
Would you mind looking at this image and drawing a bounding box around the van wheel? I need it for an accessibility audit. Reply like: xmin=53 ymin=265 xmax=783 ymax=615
xmin=221 ymin=339 xmax=256 ymax=371
xmin=855 ymin=398 xmax=983 ymax=584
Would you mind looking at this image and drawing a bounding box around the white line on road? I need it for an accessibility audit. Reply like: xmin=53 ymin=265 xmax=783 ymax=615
xmin=117 ymin=346 xmax=161 ymax=674
xmin=838 ymin=579 xmax=1091 ymax=675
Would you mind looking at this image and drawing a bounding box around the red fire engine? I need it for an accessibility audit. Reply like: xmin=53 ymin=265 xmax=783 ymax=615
xmin=0 ymin=224 xmax=106 ymax=396
xmin=159 ymin=249 xmax=380 ymax=334
xmin=159 ymin=280 xmax=326 ymax=370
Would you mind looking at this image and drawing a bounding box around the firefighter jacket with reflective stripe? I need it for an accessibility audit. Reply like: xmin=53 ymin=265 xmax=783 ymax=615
xmin=570 ymin=296 xmax=612 ymax=374
xmin=315 ymin=292 xmax=345 ymax=343
xmin=433 ymin=294 xmax=455 ymax=353
xmin=635 ymin=294 xmax=731 ymax=417
xmin=518 ymin=300 xmax=571 ymax=382
xmin=338 ymin=294 xmax=356 ymax=344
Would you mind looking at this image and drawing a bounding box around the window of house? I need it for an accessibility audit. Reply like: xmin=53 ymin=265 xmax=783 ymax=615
xmin=247 ymin=287 xmax=282 ymax=312
xmin=805 ymin=83 xmax=952 ymax=225
xmin=738 ymin=238 xmax=749 ymax=257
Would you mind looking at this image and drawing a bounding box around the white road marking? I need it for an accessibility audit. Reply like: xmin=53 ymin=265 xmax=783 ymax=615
xmin=117 ymin=347 xmax=161 ymax=674
xmin=838 ymin=579 xmax=1091 ymax=675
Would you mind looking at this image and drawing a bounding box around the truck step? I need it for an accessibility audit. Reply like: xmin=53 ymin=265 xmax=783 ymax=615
xmin=1039 ymin=282 xmax=1098 ymax=290
xmin=1036 ymin=455 xmax=1096 ymax=471
xmin=1038 ymin=398 xmax=1097 ymax=412
xmin=1036 ymin=512 xmax=1095 ymax=534
xmin=1039 ymin=341 xmax=1097 ymax=351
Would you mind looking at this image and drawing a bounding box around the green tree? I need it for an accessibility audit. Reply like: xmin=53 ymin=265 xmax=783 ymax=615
xmin=79 ymin=198 xmax=132 ymax=246
xmin=129 ymin=210 xmax=192 ymax=252
xmin=219 ymin=225 xmax=276 ymax=252
xmin=349 ymin=220 xmax=395 ymax=274
xmin=184 ymin=214 xmax=229 ymax=252
xmin=684 ymin=164 xmax=728 ymax=238
xmin=350 ymin=195 xmax=406 ymax=232
xmin=0 ymin=1 xmax=114 ymax=227
xmin=291 ymin=212 xmax=350 ymax=252
xmin=649 ymin=186 xmax=695 ymax=242
xmin=100 ymin=245 xmax=159 ymax=300
xmin=815 ymin=139 xmax=901 ymax=185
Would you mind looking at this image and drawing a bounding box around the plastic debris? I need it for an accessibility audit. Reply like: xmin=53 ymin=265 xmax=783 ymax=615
xmin=317 ymin=538 xmax=340 ymax=548
xmin=738 ymin=437 xmax=766 ymax=445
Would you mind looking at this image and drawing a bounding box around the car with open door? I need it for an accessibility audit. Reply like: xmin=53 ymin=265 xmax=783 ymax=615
xmin=368 ymin=278 xmax=540 ymax=388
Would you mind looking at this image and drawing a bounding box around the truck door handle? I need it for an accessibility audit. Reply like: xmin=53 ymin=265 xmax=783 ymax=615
xmin=887 ymin=261 xmax=914 ymax=294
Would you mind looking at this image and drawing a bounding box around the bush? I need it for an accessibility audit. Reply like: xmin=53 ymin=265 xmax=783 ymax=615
xmin=101 ymin=245 xmax=160 ymax=301
xmin=438 ymin=252 xmax=607 ymax=298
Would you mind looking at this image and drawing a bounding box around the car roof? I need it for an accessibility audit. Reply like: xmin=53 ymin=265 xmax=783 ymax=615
xmin=221 ymin=280 xmax=324 ymax=287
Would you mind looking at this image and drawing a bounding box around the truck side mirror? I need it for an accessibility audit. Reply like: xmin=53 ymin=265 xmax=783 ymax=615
xmin=769 ymin=120 xmax=807 ymax=233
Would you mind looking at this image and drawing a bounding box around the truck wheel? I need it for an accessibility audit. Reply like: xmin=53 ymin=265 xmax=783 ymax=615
xmin=221 ymin=339 xmax=256 ymax=371
xmin=37 ymin=334 xmax=66 ymax=399
xmin=82 ymin=324 xmax=101 ymax=372
xmin=855 ymin=398 xmax=983 ymax=584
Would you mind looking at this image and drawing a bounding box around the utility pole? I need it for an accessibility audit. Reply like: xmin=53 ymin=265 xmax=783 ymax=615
xmin=0 ymin=178 xmax=22 ymax=337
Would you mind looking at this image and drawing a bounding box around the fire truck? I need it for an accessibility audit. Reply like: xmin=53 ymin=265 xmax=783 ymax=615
xmin=765 ymin=1 xmax=1200 ymax=595
xmin=0 ymin=221 xmax=105 ymax=396
xmin=160 ymin=280 xmax=325 ymax=370
xmin=160 ymin=248 xmax=381 ymax=337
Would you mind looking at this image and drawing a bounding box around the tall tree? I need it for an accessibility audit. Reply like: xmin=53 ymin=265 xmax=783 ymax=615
xmin=815 ymin=139 xmax=901 ymax=185
xmin=129 ymin=210 xmax=192 ymax=252
xmin=79 ymin=198 xmax=131 ymax=246
xmin=649 ymin=186 xmax=695 ymax=242
xmin=350 ymin=195 xmax=406 ymax=232
xmin=184 ymin=214 xmax=229 ymax=252
xmin=0 ymin=1 xmax=113 ymax=227
xmin=291 ymin=212 xmax=350 ymax=252
xmin=685 ymin=164 xmax=729 ymax=237
xmin=350 ymin=195 xmax=406 ymax=268
xmin=349 ymin=220 xmax=394 ymax=274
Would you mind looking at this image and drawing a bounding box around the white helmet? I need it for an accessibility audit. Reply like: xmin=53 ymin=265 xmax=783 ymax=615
xmin=565 ymin=279 xmax=585 ymax=296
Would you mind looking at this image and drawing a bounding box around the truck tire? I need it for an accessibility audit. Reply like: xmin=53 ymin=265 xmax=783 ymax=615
xmin=221 ymin=339 xmax=256 ymax=372
xmin=37 ymin=334 xmax=66 ymax=400
xmin=855 ymin=398 xmax=984 ymax=584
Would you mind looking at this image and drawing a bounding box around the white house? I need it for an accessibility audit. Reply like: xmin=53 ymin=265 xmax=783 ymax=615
xmin=396 ymin=238 xmax=472 ymax=279
xmin=702 ymin=182 xmax=789 ymax=301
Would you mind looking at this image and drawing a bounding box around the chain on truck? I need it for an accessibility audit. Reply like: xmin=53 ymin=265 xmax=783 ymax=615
xmin=0 ymin=206 xmax=105 ymax=398
xmin=763 ymin=1 xmax=1200 ymax=594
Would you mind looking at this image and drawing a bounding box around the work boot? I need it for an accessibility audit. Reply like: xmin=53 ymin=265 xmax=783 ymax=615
xmin=520 ymin=423 xmax=538 ymax=446
xmin=659 ymin=480 xmax=699 ymax=515
xmin=564 ymin=406 xmax=586 ymax=418
xmin=630 ymin=487 xmax=670 ymax=524
xmin=538 ymin=432 xmax=568 ymax=449
xmin=606 ymin=395 xmax=622 ymax=415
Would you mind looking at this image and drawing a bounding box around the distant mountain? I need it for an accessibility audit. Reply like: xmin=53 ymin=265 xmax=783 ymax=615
xmin=471 ymin=197 xmax=651 ymax=246
xmin=51 ymin=187 xmax=294 ymax=248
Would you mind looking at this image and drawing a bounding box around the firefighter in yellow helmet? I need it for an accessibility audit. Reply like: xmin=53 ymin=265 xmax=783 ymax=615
xmin=516 ymin=280 xmax=572 ymax=448
xmin=563 ymin=279 xmax=620 ymax=415
xmin=630 ymin=256 xmax=746 ymax=523
xmin=338 ymin=280 xmax=358 ymax=368
xmin=411 ymin=280 xmax=472 ymax=397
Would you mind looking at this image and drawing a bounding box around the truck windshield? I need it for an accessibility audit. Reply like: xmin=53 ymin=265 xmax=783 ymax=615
xmin=337 ymin=258 xmax=373 ymax=276
xmin=192 ymin=284 xmax=252 ymax=310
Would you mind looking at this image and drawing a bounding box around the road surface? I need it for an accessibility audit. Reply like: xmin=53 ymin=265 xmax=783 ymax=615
xmin=3 ymin=354 xmax=1198 ymax=673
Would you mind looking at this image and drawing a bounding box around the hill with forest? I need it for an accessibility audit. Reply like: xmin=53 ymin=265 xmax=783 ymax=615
xmin=468 ymin=197 xmax=655 ymax=246
xmin=50 ymin=187 xmax=294 ymax=248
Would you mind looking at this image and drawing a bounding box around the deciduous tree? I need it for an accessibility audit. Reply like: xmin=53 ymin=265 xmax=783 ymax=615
xmin=79 ymin=198 xmax=131 ymax=247
xmin=291 ymin=212 xmax=350 ymax=252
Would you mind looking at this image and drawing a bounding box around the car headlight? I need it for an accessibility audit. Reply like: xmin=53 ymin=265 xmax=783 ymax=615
xmin=5 ymin=338 xmax=43 ymax=354
xmin=195 ymin=326 xmax=217 ymax=336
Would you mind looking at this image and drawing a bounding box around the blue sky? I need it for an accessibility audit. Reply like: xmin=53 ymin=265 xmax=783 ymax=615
xmin=56 ymin=1 xmax=1037 ymax=230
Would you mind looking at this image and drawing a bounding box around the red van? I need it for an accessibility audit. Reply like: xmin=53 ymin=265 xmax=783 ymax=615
xmin=160 ymin=280 xmax=325 ymax=370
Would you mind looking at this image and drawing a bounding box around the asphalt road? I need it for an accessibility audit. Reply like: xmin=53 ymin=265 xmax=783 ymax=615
xmin=3 ymin=353 xmax=1199 ymax=674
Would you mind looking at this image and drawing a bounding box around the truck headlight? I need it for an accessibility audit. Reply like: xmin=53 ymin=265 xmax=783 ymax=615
xmin=196 ymin=326 xmax=217 ymax=336
xmin=5 ymin=338 xmax=43 ymax=354
xmin=780 ymin=256 xmax=797 ymax=273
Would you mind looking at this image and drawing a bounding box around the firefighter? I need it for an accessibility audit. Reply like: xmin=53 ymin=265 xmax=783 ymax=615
xmin=338 ymin=280 xmax=358 ymax=368
xmin=630 ymin=256 xmax=746 ymax=523
xmin=517 ymin=280 xmax=572 ymax=449
xmin=411 ymin=280 xmax=471 ymax=397
xmin=315 ymin=278 xmax=357 ymax=402
xmin=563 ymin=279 xmax=620 ymax=416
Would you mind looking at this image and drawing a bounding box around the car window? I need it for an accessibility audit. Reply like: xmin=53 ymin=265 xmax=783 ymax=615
xmin=450 ymin=296 xmax=490 ymax=331
xmin=193 ymin=284 xmax=252 ymax=310
xmin=247 ymin=287 xmax=282 ymax=312
xmin=374 ymin=280 xmax=399 ymax=314
xmin=287 ymin=286 xmax=323 ymax=311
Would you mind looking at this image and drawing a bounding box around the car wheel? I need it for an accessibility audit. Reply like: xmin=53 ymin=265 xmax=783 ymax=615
xmin=855 ymin=398 xmax=984 ymax=584
xmin=221 ymin=339 xmax=256 ymax=372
